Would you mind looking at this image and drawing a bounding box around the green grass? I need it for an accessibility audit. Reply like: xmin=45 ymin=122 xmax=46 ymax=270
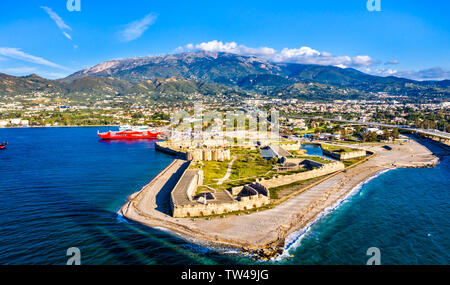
xmin=342 ymin=157 xmax=365 ymax=167
xmin=191 ymin=147 xmax=275 ymax=192
xmin=228 ymin=148 xmax=274 ymax=180
xmin=321 ymin=144 xmax=354 ymax=153
xmin=191 ymin=160 xmax=229 ymax=185
xmin=269 ymin=176 xmax=326 ymax=200
xmin=289 ymin=149 xmax=307 ymax=156
xmin=294 ymin=155 xmax=331 ymax=164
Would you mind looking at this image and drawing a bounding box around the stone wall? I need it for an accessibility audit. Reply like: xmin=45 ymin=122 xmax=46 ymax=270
xmin=186 ymin=148 xmax=231 ymax=162
xmin=156 ymin=141 xmax=231 ymax=162
xmin=171 ymin=169 xmax=271 ymax=218
xmin=278 ymin=142 xmax=302 ymax=151
xmin=173 ymin=194 xmax=270 ymax=218
xmin=155 ymin=142 xmax=188 ymax=159
xmin=322 ymin=149 xmax=366 ymax=160
xmin=258 ymin=161 xmax=345 ymax=189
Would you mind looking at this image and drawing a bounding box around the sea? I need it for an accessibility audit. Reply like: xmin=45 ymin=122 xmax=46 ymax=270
xmin=0 ymin=127 xmax=448 ymax=265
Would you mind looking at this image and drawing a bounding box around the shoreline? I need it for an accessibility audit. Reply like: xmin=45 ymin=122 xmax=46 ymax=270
xmin=120 ymin=138 xmax=439 ymax=259
xmin=0 ymin=125 xmax=118 ymax=129
xmin=277 ymin=167 xmax=396 ymax=261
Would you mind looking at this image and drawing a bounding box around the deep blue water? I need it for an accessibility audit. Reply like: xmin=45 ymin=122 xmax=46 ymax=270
xmin=0 ymin=128 xmax=448 ymax=264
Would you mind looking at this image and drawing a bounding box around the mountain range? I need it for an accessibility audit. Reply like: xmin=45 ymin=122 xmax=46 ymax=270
xmin=1 ymin=51 xmax=449 ymax=104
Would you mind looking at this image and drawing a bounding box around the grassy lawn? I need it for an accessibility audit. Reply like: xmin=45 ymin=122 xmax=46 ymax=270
xmin=269 ymin=175 xmax=328 ymax=200
xmin=191 ymin=148 xmax=275 ymax=192
xmin=228 ymin=148 xmax=274 ymax=180
xmin=342 ymin=157 xmax=366 ymax=167
xmin=294 ymin=155 xmax=332 ymax=164
xmin=321 ymin=144 xmax=354 ymax=153
xmin=289 ymin=149 xmax=307 ymax=156
xmin=191 ymin=160 xmax=229 ymax=185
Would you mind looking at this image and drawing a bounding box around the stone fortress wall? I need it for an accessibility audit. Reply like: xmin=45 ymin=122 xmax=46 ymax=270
xmin=257 ymin=160 xmax=345 ymax=189
xmin=170 ymin=161 xmax=270 ymax=218
xmin=186 ymin=148 xmax=231 ymax=162
xmin=322 ymin=148 xmax=367 ymax=161
xmin=155 ymin=141 xmax=231 ymax=162
xmin=170 ymin=159 xmax=344 ymax=218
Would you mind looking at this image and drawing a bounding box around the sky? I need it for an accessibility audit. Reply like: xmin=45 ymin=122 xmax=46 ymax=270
xmin=0 ymin=0 xmax=449 ymax=80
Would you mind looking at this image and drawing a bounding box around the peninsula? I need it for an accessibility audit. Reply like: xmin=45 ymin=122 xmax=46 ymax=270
xmin=120 ymin=137 xmax=438 ymax=259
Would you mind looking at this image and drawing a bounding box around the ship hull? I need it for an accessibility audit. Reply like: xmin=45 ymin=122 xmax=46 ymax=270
xmin=97 ymin=131 xmax=160 ymax=140
xmin=0 ymin=142 xmax=7 ymax=149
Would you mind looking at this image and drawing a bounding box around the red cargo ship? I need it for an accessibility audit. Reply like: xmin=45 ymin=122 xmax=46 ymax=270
xmin=97 ymin=130 xmax=160 ymax=140
xmin=0 ymin=142 xmax=7 ymax=149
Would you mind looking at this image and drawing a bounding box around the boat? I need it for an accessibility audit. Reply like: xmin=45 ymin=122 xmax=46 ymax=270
xmin=118 ymin=125 xmax=150 ymax=131
xmin=0 ymin=142 xmax=7 ymax=149
xmin=97 ymin=130 xmax=160 ymax=140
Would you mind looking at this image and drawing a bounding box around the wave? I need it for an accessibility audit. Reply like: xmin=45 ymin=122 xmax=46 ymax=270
xmin=116 ymin=210 xmax=130 ymax=224
xmin=274 ymin=168 xmax=397 ymax=262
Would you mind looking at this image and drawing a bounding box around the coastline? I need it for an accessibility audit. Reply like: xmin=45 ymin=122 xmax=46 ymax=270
xmin=277 ymin=167 xmax=396 ymax=261
xmin=120 ymin=138 xmax=439 ymax=259
xmin=0 ymin=125 xmax=118 ymax=129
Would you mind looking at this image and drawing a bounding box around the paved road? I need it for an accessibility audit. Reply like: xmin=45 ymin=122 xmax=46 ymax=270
xmin=135 ymin=159 xmax=189 ymax=216
xmin=287 ymin=116 xmax=450 ymax=140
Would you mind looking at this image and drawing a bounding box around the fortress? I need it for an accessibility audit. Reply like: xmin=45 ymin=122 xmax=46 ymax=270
xmin=170 ymin=162 xmax=270 ymax=218
xmin=156 ymin=140 xmax=348 ymax=218
xmin=155 ymin=141 xmax=231 ymax=162
xmin=169 ymin=158 xmax=345 ymax=218
xmin=322 ymin=148 xmax=367 ymax=161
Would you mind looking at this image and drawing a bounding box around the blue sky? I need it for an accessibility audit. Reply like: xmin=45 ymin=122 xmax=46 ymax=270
xmin=0 ymin=0 xmax=448 ymax=80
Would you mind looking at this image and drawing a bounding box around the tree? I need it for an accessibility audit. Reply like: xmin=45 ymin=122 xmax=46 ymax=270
xmin=391 ymin=128 xmax=400 ymax=139
xmin=369 ymin=132 xmax=379 ymax=142
xmin=382 ymin=130 xmax=391 ymax=141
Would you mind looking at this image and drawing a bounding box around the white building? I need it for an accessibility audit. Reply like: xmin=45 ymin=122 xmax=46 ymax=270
xmin=9 ymin=119 xmax=22 ymax=125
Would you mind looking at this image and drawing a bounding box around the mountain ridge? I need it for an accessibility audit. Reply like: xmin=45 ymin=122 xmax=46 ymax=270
xmin=0 ymin=51 xmax=449 ymax=103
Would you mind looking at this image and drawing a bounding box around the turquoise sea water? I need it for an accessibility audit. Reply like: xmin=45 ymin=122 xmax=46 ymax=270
xmin=0 ymin=128 xmax=448 ymax=265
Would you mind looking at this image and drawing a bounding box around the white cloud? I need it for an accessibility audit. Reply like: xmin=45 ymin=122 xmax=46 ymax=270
xmin=385 ymin=59 xmax=399 ymax=65
xmin=0 ymin=67 xmax=37 ymax=74
xmin=176 ymin=40 xmax=449 ymax=81
xmin=360 ymin=67 xmax=449 ymax=81
xmin=0 ymin=66 xmax=69 ymax=78
xmin=395 ymin=67 xmax=450 ymax=81
xmin=176 ymin=40 xmax=375 ymax=68
xmin=0 ymin=47 xmax=69 ymax=70
xmin=41 ymin=6 xmax=73 ymax=40
xmin=62 ymin=31 xmax=72 ymax=40
xmin=119 ymin=13 xmax=157 ymax=42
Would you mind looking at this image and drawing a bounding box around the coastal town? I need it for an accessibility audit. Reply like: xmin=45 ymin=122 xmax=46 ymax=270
xmin=1 ymin=97 xmax=448 ymax=133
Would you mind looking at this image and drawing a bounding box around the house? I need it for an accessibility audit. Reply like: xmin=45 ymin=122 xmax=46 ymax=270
xmin=365 ymin=128 xmax=384 ymax=135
